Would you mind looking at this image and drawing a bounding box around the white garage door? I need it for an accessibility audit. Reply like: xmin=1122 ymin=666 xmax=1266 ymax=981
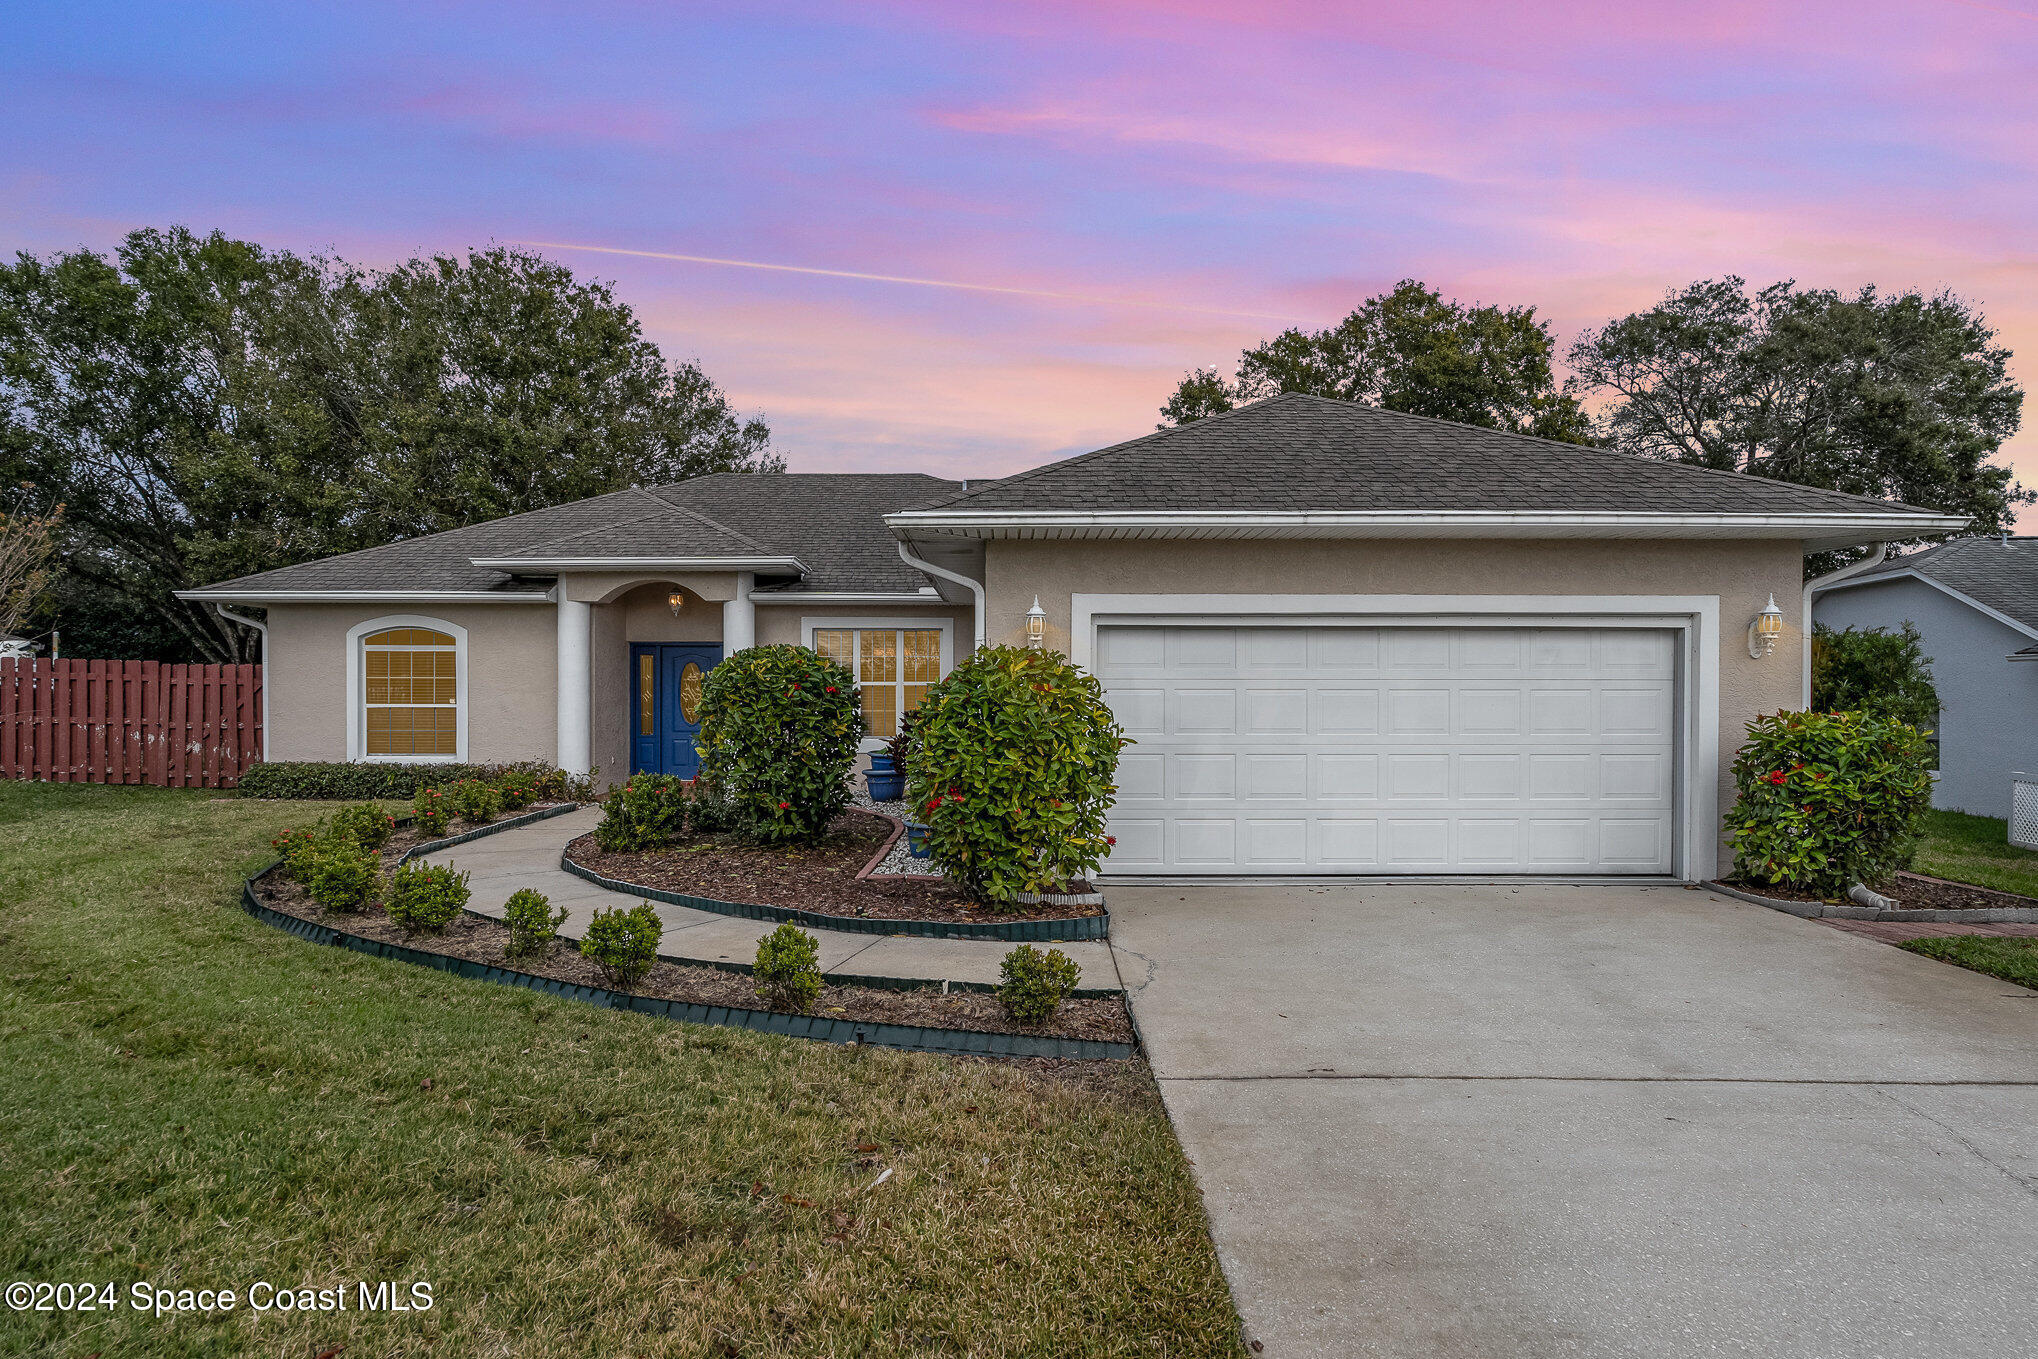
xmin=1097 ymin=624 xmax=1678 ymax=875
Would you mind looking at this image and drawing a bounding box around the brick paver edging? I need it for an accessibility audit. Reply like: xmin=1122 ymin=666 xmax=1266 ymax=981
xmin=1708 ymin=879 xmax=2038 ymax=924
xmin=558 ymin=851 xmax=1111 ymax=942
xmin=240 ymin=865 xmax=1132 ymax=1060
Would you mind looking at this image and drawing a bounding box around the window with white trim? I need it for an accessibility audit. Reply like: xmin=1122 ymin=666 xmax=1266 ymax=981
xmin=813 ymin=626 xmax=943 ymax=740
xmin=362 ymin=626 xmax=458 ymax=756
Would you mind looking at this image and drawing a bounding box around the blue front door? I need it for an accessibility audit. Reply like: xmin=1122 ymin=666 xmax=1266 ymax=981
xmin=629 ymin=644 xmax=721 ymax=777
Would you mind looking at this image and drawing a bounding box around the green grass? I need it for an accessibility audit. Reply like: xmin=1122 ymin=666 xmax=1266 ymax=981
xmin=0 ymin=783 xmax=1240 ymax=1358
xmin=1911 ymin=808 xmax=2038 ymax=897
xmin=1898 ymin=936 xmax=2038 ymax=990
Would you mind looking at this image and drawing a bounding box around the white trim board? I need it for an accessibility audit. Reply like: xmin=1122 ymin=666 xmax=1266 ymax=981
xmin=1810 ymin=569 xmax=2038 ymax=644
xmin=344 ymin=614 xmax=470 ymax=764
xmin=1070 ymin=593 xmax=1721 ymax=882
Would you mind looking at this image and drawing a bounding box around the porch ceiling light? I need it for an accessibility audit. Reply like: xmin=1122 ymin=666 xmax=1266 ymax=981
xmin=667 ymin=589 xmax=685 ymax=616
xmin=1025 ymin=596 xmax=1046 ymax=649
xmin=1748 ymin=594 xmax=1784 ymax=658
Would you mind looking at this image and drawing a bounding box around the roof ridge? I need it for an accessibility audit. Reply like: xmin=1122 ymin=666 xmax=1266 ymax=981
xmin=631 ymin=487 xmax=778 ymax=553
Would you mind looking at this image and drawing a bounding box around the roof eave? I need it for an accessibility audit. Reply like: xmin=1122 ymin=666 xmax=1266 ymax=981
xmin=466 ymin=555 xmax=807 ymax=574
xmin=886 ymin=510 xmax=1969 ymax=551
xmin=175 ymin=589 xmax=555 ymax=604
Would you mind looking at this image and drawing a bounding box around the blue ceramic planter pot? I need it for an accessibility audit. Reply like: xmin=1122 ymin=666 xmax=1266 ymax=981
xmin=906 ymin=822 xmax=932 ymax=858
xmin=865 ymin=769 xmax=905 ymax=802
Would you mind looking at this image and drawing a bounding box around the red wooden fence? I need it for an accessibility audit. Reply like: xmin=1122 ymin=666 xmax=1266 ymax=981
xmin=0 ymin=659 xmax=264 ymax=788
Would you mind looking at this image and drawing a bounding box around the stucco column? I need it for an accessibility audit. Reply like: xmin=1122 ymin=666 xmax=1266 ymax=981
xmin=556 ymin=595 xmax=592 ymax=775
xmin=722 ymin=570 xmax=756 ymax=653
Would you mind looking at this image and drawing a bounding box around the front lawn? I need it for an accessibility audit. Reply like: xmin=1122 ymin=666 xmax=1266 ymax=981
xmin=0 ymin=782 xmax=1240 ymax=1358
xmin=1898 ymin=936 xmax=2038 ymax=990
xmin=1911 ymin=808 xmax=2038 ymax=898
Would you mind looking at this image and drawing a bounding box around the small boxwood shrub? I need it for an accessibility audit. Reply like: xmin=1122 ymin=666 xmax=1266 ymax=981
xmin=595 ymin=774 xmax=695 ymax=851
xmin=385 ymin=861 xmax=469 ymax=934
xmin=412 ymin=786 xmax=451 ymax=837
xmin=753 ymin=922 xmax=822 ymax=1013
xmin=697 ymin=645 xmax=865 ymax=846
xmin=327 ymin=802 xmax=396 ymax=851
xmin=503 ymin=888 xmax=566 ymax=959
xmin=580 ymin=902 xmax=662 ymax=988
xmin=998 ymin=945 xmax=1082 ymax=1025
xmin=1727 ymin=710 xmax=1935 ymax=896
xmin=444 ymin=778 xmax=504 ymax=825
xmin=908 ymin=646 xmax=1127 ymax=906
xmin=270 ymin=826 xmax=323 ymax=881
xmin=305 ymin=840 xmax=380 ymax=913
xmin=495 ymin=768 xmax=540 ymax=811
xmin=239 ymin=760 xmax=596 ymax=803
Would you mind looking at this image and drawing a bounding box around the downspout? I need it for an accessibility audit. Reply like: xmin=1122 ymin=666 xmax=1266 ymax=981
xmin=1801 ymin=543 xmax=1889 ymax=707
xmin=213 ymin=604 xmax=271 ymax=761
xmin=897 ymin=541 xmax=986 ymax=650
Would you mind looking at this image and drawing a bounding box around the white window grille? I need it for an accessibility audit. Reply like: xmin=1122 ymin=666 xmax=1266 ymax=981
xmin=2012 ymin=774 xmax=2038 ymax=850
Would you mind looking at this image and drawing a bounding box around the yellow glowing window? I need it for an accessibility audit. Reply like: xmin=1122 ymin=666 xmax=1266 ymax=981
xmin=363 ymin=626 xmax=457 ymax=757
xmin=811 ymin=627 xmax=943 ymax=740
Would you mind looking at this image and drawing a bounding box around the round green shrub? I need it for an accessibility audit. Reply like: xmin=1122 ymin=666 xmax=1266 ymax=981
xmin=906 ymin=646 xmax=1127 ymax=906
xmin=1727 ymin=710 xmax=1934 ymax=896
xmin=503 ymin=887 xmax=567 ymax=959
xmin=753 ymin=922 xmax=822 ymax=1013
xmin=326 ymin=802 xmax=396 ymax=851
xmin=385 ymin=861 xmax=469 ymax=934
xmin=270 ymin=826 xmax=323 ymax=882
xmin=305 ymin=841 xmax=380 ymax=914
xmin=696 ymin=645 xmax=866 ymax=845
xmin=998 ymin=945 xmax=1082 ymax=1025
xmin=411 ymin=786 xmax=451 ymax=837
xmin=444 ymin=778 xmax=503 ymax=825
xmin=494 ymin=768 xmax=540 ymax=811
xmin=595 ymin=774 xmax=694 ymax=851
xmin=580 ymin=902 xmax=662 ymax=988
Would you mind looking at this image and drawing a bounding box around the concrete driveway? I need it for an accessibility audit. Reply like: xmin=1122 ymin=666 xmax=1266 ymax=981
xmin=1109 ymin=882 xmax=2038 ymax=1358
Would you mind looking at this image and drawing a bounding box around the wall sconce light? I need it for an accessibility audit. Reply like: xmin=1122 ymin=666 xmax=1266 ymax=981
xmin=667 ymin=589 xmax=685 ymax=617
xmin=1025 ymin=596 xmax=1046 ymax=649
xmin=1748 ymin=593 xmax=1785 ymax=658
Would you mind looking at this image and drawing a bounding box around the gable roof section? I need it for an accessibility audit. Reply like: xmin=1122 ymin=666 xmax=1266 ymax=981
xmin=183 ymin=474 xmax=964 ymax=599
xmin=888 ymin=394 xmax=1965 ymax=549
xmin=1814 ymin=535 xmax=2038 ymax=640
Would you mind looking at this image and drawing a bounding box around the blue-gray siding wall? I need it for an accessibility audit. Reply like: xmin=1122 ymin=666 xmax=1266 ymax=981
xmin=1812 ymin=577 xmax=2038 ymax=818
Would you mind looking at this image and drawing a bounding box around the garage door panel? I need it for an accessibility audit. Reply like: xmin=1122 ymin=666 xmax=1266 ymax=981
xmin=1098 ymin=623 xmax=1678 ymax=875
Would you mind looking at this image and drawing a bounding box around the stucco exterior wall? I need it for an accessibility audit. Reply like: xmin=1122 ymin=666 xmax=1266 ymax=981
xmin=983 ymin=536 xmax=1808 ymax=870
xmin=1813 ymin=576 xmax=2038 ymax=818
xmin=263 ymin=602 xmax=558 ymax=764
xmin=753 ymin=602 xmax=974 ymax=648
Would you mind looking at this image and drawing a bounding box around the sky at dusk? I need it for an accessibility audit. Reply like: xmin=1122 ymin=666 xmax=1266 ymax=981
xmin=6 ymin=0 xmax=2036 ymax=515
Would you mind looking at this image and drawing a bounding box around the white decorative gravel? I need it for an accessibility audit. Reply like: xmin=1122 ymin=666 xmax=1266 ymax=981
xmin=848 ymin=787 xmax=943 ymax=877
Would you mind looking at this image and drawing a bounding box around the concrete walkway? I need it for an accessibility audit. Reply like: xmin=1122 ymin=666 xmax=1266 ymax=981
xmin=419 ymin=807 xmax=1115 ymax=988
xmin=1111 ymin=881 xmax=2038 ymax=1358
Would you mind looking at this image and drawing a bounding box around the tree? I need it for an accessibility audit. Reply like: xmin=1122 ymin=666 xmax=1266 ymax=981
xmin=1810 ymin=623 xmax=1940 ymax=732
xmin=1159 ymin=279 xmax=1590 ymax=440
xmin=1 ymin=492 xmax=60 ymax=642
xmin=1568 ymin=279 xmax=2027 ymax=559
xmin=0 ymin=230 xmax=779 ymax=661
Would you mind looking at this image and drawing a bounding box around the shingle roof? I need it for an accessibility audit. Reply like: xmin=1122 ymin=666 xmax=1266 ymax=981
xmin=912 ymin=393 xmax=1947 ymax=518
xmin=192 ymin=474 xmax=963 ymax=596
xmin=1843 ymin=535 xmax=2038 ymax=632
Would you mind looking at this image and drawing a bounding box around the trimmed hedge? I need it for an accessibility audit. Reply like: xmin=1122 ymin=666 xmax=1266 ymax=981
xmin=238 ymin=760 xmax=592 ymax=802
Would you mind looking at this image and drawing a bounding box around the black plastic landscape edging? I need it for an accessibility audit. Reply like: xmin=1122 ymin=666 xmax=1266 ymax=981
xmin=1707 ymin=879 xmax=2038 ymax=924
xmin=557 ymin=852 xmax=1111 ymax=942
xmin=395 ymin=801 xmax=580 ymax=865
xmin=238 ymin=879 xmax=1132 ymax=1059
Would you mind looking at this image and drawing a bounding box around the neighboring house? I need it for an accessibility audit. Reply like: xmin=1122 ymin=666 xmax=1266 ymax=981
xmin=180 ymin=393 xmax=1960 ymax=881
xmin=1811 ymin=535 xmax=2038 ymax=818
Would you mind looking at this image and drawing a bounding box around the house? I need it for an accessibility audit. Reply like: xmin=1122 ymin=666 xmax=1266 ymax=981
xmin=1811 ymin=535 xmax=2038 ymax=819
xmin=180 ymin=393 xmax=1962 ymax=880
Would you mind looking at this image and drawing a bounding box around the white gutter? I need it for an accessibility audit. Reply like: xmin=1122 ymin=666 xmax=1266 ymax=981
xmin=176 ymin=590 xmax=552 ymax=604
xmin=467 ymin=555 xmax=804 ymax=573
xmin=211 ymin=604 xmax=272 ymax=761
xmin=897 ymin=542 xmax=985 ymax=649
xmin=1800 ymin=544 xmax=1889 ymax=706
xmin=752 ymin=591 xmax=944 ymax=605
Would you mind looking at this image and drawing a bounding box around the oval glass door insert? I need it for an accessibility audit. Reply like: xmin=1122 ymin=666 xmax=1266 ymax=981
xmin=679 ymin=661 xmax=704 ymax=723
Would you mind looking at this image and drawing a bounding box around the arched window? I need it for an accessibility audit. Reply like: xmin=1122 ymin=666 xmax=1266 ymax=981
xmin=359 ymin=624 xmax=460 ymax=758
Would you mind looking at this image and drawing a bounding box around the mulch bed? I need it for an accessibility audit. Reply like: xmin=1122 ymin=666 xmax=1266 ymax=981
xmin=251 ymin=833 xmax=1130 ymax=1047
xmin=564 ymin=810 xmax=1103 ymax=926
xmin=1716 ymin=872 xmax=2038 ymax=912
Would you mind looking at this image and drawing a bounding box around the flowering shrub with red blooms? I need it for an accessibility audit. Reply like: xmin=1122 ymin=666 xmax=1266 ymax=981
xmin=327 ymin=802 xmax=397 ymax=850
xmin=595 ymin=774 xmax=699 ymax=851
xmin=1727 ymin=709 xmax=1933 ymax=896
xmin=271 ymin=827 xmax=323 ymax=881
xmin=696 ymin=644 xmax=865 ymax=846
xmin=907 ymin=645 xmax=1127 ymax=907
xmin=411 ymin=786 xmax=451 ymax=837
